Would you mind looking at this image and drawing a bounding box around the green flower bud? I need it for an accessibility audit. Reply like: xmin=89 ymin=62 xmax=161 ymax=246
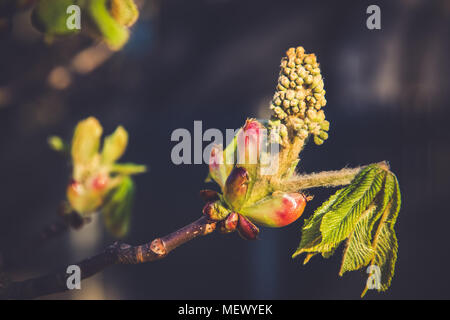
xmin=224 ymin=167 xmax=250 ymax=210
xmin=319 ymin=131 xmax=329 ymax=140
xmin=269 ymin=46 xmax=329 ymax=145
xmin=320 ymin=120 xmax=330 ymax=131
xmin=314 ymin=135 xmax=324 ymax=145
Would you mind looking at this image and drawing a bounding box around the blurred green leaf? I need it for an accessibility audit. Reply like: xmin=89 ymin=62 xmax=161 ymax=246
xmin=30 ymin=0 xmax=139 ymax=50
xmin=31 ymin=0 xmax=80 ymax=35
xmin=71 ymin=117 xmax=103 ymax=167
xmin=86 ymin=0 xmax=130 ymax=50
xmin=102 ymin=176 xmax=134 ymax=238
xmin=101 ymin=126 xmax=128 ymax=164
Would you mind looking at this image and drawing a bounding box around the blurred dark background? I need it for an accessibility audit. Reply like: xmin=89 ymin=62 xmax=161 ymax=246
xmin=0 ymin=0 xmax=449 ymax=299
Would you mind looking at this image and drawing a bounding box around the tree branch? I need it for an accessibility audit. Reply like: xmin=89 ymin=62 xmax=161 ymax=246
xmin=0 ymin=216 xmax=216 ymax=300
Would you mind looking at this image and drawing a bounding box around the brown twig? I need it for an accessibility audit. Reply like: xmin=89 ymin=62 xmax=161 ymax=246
xmin=0 ymin=216 xmax=216 ymax=300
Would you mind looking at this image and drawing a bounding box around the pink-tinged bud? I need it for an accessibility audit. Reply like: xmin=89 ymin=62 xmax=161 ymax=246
xmin=218 ymin=212 xmax=239 ymax=233
xmin=237 ymin=214 xmax=259 ymax=240
xmin=199 ymin=189 xmax=220 ymax=202
xmin=237 ymin=119 xmax=264 ymax=166
xmin=224 ymin=166 xmax=249 ymax=210
xmin=240 ymin=192 xmax=307 ymax=228
xmin=68 ymin=180 xmax=83 ymax=196
xmin=91 ymin=173 xmax=109 ymax=191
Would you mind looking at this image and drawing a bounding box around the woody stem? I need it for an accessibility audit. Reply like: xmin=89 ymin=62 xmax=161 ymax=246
xmin=0 ymin=216 xmax=216 ymax=300
xmin=274 ymin=162 xmax=389 ymax=192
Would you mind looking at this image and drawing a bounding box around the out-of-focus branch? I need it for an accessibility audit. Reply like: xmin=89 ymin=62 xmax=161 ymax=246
xmin=0 ymin=216 xmax=216 ymax=300
xmin=34 ymin=210 xmax=88 ymax=247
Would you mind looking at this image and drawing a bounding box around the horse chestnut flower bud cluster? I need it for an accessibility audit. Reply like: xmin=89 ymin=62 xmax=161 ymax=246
xmin=203 ymin=118 xmax=310 ymax=240
xmin=269 ymin=46 xmax=329 ymax=145
xmin=202 ymin=48 xmax=330 ymax=239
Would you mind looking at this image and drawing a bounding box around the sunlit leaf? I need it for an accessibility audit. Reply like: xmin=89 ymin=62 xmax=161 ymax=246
xmin=318 ymin=167 xmax=385 ymax=252
xmin=292 ymin=164 xmax=402 ymax=296
xmin=71 ymin=117 xmax=103 ymax=166
xmin=101 ymin=126 xmax=128 ymax=164
xmin=292 ymin=188 xmax=344 ymax=260
xmin=361 ymin=174 xmax=401 ymax=297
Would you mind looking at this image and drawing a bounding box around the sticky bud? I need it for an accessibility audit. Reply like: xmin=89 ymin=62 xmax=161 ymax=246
xmin=237 ymin=119 xmax=264 ymax=167
xmin=240 ymin=192 xmax=307 ymax=228
xmin=237 ymin=215 xmax=259 ymax=240
xmin=218 ymin=212 xmax=239 ymax=233
xmin=224 ymin=167 xmax=249 ymax=210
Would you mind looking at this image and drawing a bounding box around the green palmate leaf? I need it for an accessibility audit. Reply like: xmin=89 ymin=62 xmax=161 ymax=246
xmin=293 ymin=165 xmax=385 ymax=256
xmin=292 ymin=163 xmax=402 ymax=297
xmin=367 ymin=172 xmax=396 ymax=235
xmin=339 ymin=173 xmax=396 ymax=275
xmin=318 ymin=166 xmax=385 ymax=252
xmin=102 ymin=176 xmax=135 ymax=238
xmin=292 ymin=188 xmax=344 ymax=260
xmin=292 ymin=166 xmax=377 ymax=259
xmin=339 ymin=204 xmax=377 ymax=274
xmin=361 ymin=174 xmax=401 ymax=297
